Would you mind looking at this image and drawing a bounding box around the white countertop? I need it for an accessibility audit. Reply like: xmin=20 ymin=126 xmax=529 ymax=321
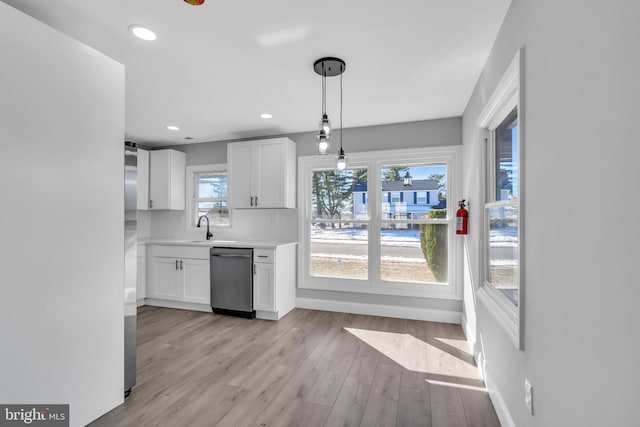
xmin=139 ymin=239 xmax=297 ymax=249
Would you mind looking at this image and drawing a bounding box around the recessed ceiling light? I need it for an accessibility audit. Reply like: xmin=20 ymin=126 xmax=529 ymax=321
xmin=167 ymin=125 xmax=180 ymax=131
xmin=260 ymin=113 xmax=273 ymax=119
xmin=129 ymin=25 xmax=157 ymax=41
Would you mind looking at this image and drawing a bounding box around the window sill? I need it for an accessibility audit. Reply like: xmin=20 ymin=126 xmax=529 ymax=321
xmin=299 ymin=276 xmax=462 ymax=300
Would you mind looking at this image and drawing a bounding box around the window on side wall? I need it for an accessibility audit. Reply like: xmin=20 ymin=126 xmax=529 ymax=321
xmin=186 ymin=164 xmax=230 ymax=230
xmin=476 ymin=49 xmax=524 ymax=349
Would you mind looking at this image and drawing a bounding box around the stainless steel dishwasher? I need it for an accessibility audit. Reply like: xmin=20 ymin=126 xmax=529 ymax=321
xmin=210 ymin=247 xmax=255 ymax=318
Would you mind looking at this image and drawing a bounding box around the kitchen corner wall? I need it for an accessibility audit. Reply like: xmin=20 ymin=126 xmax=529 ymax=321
xmin=145 ymin=117 xmax=463 ymax=315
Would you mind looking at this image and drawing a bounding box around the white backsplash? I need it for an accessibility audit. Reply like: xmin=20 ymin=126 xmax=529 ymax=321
xmin=142 ymin=208 xmax=298 ymax=243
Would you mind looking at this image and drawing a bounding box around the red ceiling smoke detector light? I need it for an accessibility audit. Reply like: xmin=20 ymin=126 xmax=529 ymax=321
xmin=183 ymin=0 xmax=205 ymax=5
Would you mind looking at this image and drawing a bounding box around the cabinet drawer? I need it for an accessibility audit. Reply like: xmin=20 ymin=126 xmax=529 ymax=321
xmin=180 ymin=246 xmax=210 ymax=260
xmin=153 ymin=245 xmax=209 ymax=260
xmin=254 ymin=249 xmax=274 ymax=263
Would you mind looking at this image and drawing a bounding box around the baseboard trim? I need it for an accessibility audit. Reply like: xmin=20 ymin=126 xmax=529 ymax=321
xmin=461 ymin=312 xmax=478 ymax=361
xmin=295 ymin=297 xmax=461 ymax=324
xmin=144 ymin=298 xmax=211 ymax=313
xmin=483 ymin=362 xmax=516 ymax=427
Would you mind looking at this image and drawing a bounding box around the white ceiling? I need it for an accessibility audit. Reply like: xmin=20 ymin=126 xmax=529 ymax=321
xmin=3 ymin=0 xmax=511 ymax=147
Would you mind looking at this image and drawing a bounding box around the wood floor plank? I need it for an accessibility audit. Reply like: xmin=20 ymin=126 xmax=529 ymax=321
xmin=88 ymin=306 xmax=499 ymax=427
xmin=323 ymin=376 xmax=370 ymax=427
xmin=360 ymin=363 xmax=402 ymax=427
xmin=397 ymin=385 xmax=432 ymax=427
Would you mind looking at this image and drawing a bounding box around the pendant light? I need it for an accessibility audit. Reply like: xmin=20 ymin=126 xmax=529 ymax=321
xmin=314 ymin=58 xmax=346 ymax=156
xmin=335 ymin=62 xmax=347 ymax=171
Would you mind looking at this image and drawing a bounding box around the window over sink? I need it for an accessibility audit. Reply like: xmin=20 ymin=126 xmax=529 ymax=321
xmin=186 ymin=164 xmax=230 ymax=229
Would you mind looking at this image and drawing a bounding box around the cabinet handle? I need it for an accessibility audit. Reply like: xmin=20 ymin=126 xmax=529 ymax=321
xmin=149 ymin=200 xmax=153 ymax=209
xmin=250 ymin=196 xmax=254 ymax=207
xmin=175 ymin=259 xmax=179 ymax=270
xmin=254 ymin=264 xmax=256 ymax=275
xmin=180 ymin=260 xmax=184 ymax=270
xmin=255 ymin=196 xmax=258 ymax=206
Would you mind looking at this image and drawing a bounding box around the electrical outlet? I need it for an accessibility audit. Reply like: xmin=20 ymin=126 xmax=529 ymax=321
xmin=524 ymin=379 xmax=533 ymax=415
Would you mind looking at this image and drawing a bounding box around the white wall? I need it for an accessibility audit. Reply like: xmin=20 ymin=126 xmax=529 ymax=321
xmin=462 ymin=1 xmax=640 ymax=425
xmin=0 ymin=3 xmax=125 ymax=426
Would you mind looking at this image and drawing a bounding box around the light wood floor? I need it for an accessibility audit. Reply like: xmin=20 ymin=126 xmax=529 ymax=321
xmin=90 ymin=306 xmax=500 ymax=427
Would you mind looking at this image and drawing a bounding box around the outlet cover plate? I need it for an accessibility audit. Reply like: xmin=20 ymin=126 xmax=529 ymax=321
xmin=524 ymin=379 xmax=533 ymax=415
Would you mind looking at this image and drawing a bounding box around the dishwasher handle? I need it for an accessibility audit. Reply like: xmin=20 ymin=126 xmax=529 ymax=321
xmin=210 ymin=253 xmax=252 ymax=259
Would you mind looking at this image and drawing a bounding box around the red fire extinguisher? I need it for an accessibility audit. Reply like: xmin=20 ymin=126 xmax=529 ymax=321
xmin=456 ymin=199 xmax=468 ymax=235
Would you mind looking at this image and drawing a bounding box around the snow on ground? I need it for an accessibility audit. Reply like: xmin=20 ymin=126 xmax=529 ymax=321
xmin=312 ymin=253 xmax=426 ymax=262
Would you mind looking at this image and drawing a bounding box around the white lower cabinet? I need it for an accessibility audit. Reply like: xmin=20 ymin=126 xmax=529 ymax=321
xmin=181 ymin=258 xmax=210 ymax=303
xmin=145 ymin=242 xmax=296 ymax=318
xmin=253 ymin=252 xmax=275 ymax=312
xmin=253 ymin=244 xmax=296 ymax=320
xmin=147 ymin=245 xmax=210 ymax=308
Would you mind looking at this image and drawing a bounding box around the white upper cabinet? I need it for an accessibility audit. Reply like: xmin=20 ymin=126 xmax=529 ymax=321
xmin=145 ymin=149 xmax=186 ymax=210
xmin=228 ymin=137 xmax=296 ymax=209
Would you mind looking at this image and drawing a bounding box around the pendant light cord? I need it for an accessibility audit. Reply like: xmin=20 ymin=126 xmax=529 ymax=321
xmin=322 ymin=65 xmax=327 ymax=115
xmin=340 ymin=64 xmax=343 ymax=152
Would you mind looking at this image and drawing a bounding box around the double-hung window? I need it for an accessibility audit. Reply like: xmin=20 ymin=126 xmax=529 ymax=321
xmin=185 ymin=164 xmax=230 ymax=229
xmin=299 ymin=147 xmax=461 ymax=299
xmin=476 ymin=49 xmax=524 ymax=349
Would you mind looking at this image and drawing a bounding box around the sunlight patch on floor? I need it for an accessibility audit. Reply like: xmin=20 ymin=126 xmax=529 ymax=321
xmin=344 ymin=327 xmax=432 ymax=372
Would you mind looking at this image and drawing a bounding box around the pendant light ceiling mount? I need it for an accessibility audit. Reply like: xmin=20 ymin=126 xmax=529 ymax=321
xmin=313 ymin=57 xmax=346 ymax=77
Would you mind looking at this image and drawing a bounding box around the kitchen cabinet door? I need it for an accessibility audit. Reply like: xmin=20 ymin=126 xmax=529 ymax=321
xmin=253 ymin=139 xmax=291 ymax=208
xmin=253 ymin=261 xmax=275 ymax=312
xmin=152 ymin=257 xmax=180 ymax=299
xmin=181 ymin=258 xmax=210 ymax=304
xmin=227 ymin=142 xmax=253 ymax=208
xmin=228 ymin=138 xmax=295 ymax=209
xmin=149 ymin=149 xmax=186 ymax=210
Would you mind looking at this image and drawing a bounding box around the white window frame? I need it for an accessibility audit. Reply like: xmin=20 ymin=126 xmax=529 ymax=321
xmin=185 ymin=163 xmax=230 ymax=231
xmin=476 ymin=49 xmax=525 ymax=349
xmin=298 ymin=146 xmax=462 ymax=300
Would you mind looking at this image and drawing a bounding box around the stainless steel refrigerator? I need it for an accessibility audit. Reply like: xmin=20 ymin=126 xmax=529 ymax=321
xmin=124 ymin=142 xmax=137 ymax=397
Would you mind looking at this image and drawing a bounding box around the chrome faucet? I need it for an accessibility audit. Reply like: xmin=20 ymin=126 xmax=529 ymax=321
xmin=197 ymin=215 xmax=213 ymax=240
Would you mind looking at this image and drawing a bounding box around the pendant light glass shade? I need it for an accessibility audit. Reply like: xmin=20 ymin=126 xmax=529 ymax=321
xmin=317 ymin=130 xmax=329 ymax=155
xmin=319 ymin=113 xmax=331 ymax=137
xmin=335 ymin=147 xmax=347 ymax=171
